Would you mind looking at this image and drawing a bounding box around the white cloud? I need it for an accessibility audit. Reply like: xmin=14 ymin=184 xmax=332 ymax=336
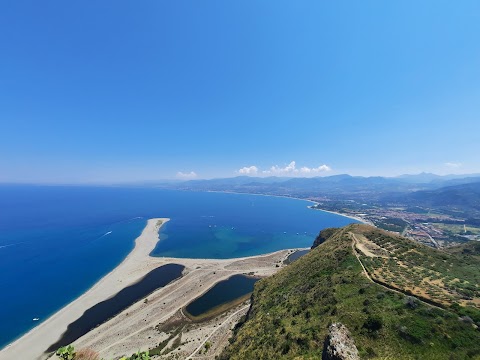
xmin=176 ymin=171 xmax=198 ymax=179
xmin=263 ymin=161 xmax=299 ymax=175
xmin=300 ymin=164 xmax=332 ymax=174
xmin=238 ymin=165 xmax=258 ymax=175
xmin=261 ymin=161 xmax=331 ymax=176
xmin=445 ymin=162 xmax=462 ymax=168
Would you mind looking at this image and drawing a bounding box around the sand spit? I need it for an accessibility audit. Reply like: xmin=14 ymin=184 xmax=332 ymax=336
xmin=0 ymin=218 xmax=294 ymax=360
xmin=0 ymin=218 xmax=170 ymax=360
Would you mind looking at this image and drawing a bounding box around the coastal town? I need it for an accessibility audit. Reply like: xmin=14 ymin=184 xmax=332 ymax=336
xmin=309 ymin=197 xmax=480 ymax=248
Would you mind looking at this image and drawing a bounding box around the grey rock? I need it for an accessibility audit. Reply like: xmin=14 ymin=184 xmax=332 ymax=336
xmin=323 ymin=323 xmax=360 ymax=360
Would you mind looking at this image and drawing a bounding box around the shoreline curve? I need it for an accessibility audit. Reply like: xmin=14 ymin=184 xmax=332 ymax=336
xmin=0 ymin=218 xmax=170 ymax=360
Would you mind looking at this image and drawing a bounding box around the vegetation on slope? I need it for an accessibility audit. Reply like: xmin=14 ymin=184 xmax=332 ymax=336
xmin=220 ymin=225 xmax=480 ymax=359
xmin=353 ymin=225 xmax=480 ymax=313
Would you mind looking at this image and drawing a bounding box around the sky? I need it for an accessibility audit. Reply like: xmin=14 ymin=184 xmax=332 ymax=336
xmin=1 ymin=1 xmax=479 ymax=183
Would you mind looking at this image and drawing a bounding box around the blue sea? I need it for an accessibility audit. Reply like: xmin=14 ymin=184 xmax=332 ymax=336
xmin=0 ymin=185 xmax=358 ymax=349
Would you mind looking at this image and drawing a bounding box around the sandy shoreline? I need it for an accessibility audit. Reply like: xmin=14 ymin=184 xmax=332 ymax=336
xmin=0 ymin=218 xmax=298 ymax=360
xmin=0 ymin=218 xmax=170 ymax=360
xmin=307 ymin=205 xmax=372 ymax=225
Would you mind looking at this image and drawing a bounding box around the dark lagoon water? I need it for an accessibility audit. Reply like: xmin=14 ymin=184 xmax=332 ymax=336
xmin=46 ymin=264 xmax=184 ymax=352
xmin=284 ymin=249 xmax=310 ymax=264
xmin=185 ymin=275 xmax=259 ymax=317
xmin=0 ymin=185 xmax=358 ymax=348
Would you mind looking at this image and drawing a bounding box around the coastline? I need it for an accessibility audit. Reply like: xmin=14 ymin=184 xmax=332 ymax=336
xmin=202 ymin=189 xmax=369 ymax=225
xmin=0 ymin=218 xmax=301 ymax=360
xmin=204 ymin=189 xmax=317 ymax=206
xmin=0 ymin=218 xmax=170 ymax=360
xmin=71 ymin=247 xmax=294 ymax=360
xmin=307 ymin=205 xmax=372 ymax=225
xmin=0 ymin=194 xmax=361 ymax=360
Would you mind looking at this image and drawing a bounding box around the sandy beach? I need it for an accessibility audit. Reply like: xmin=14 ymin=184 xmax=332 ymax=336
xmin=0 ymin=218 xmax=294 ymax=360
xmin=308 ymin=205 xmax=373 ymax=225
xmin=0 ymin=218 xmax=171 ymax=360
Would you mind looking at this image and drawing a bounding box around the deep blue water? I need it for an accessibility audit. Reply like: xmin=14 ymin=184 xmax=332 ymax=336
xmin=0 ymin=185 xmax=358 ymax=349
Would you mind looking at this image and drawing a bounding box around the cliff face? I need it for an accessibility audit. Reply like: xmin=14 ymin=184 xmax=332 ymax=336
xmin=323 ymin=323 xmax=359 ymax=360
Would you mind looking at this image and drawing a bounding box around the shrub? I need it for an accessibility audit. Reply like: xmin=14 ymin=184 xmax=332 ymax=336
xmin=397 ymin=319 xmax=430 ymax=344
xmin=56 ymin=345 xmax=75 ymax=360
xmin=405 ymin=296 xmax=419 ymax=309
xmin=121 ymin=350 xmax=150 ymax=360
xmin=363 ymin=315 xmax=383 ymax=332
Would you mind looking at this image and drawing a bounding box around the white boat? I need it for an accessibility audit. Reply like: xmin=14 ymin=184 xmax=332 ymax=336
xmin=32 ymin=318 xmax=39 ymax=321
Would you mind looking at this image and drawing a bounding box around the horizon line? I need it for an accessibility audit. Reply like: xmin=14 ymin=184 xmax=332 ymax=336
xmin=1 ymin=171 xmax=480 ymax=186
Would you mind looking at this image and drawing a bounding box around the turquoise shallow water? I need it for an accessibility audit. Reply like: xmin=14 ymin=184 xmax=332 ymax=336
xmin=0 ymin=186 xmax=358 ymax=349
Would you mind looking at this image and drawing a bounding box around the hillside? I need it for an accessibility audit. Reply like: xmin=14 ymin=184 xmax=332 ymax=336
xmin=353 ymin=225 xmax=480 ymax=310
xmin=406 ymin=182 xmax=480 ymax=214
xmin=220 ymin=225 xmax=480 ymax=359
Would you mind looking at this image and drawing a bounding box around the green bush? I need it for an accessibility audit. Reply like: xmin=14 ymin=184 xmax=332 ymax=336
xmin=120 ymin=350 xmax=150 ymax=360
xmin=56 ymin=345 xmax=75 ymax=360
xmin=363 ymin=315 xmax=383 ymax=332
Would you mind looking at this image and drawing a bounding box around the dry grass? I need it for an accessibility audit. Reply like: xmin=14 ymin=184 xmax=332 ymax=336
xmin=76 ymin=348 xmax=100 ymax=360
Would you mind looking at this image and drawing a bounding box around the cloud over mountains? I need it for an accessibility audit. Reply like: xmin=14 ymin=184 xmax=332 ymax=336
xmin=237 ymin=161 xmax=331 ymax=177
xmin=176 ymin=171 xmax=198 ymax=179
xmin=238 ymin=166 xmax=259 ymax=175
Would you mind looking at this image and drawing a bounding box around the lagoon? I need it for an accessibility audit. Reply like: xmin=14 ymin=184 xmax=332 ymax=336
xmin=185 ymin=275 xmax=259 ymax=318
xmin=46 ymin=264 xmax=184 ymax=352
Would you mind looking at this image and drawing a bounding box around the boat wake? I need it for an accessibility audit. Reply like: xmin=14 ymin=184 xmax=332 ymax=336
xmin=0 ymin=243 xmax=20 ymax=250
xmin=93 ymin=231 xmax=113 ymax=241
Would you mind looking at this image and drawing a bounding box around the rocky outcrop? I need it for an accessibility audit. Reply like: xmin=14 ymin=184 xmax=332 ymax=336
xmin=323 ymin=323 xmax=360 ymax=360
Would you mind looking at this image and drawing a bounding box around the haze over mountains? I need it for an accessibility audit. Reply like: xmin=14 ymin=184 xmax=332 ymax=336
xmin=154 ymin=173 xmax=480 ymax=201
xmin=159 ymin=172 xmax=480 ymax=188
xmin=152 ymin=174 xmax=480 ymax=228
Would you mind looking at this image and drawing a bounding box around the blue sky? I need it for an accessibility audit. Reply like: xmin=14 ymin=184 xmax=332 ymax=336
xmin=1 ymin=1 xmax=479 ymax=183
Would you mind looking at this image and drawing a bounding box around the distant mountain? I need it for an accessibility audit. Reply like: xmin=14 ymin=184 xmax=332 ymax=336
xmin=407 ymin=181 xmax=480 ymax=211
xmin=181 ymin=176 xmax=292 ymax=187
xmin=396 ymin=172 xmax=448 ymax=183
xmin=396 ymin=172 xmax=480 ymax=185
xmin=156 ymin=174 xmax=480 ymax=207
xmin=158 ymin=174 xmax=449 ymax=198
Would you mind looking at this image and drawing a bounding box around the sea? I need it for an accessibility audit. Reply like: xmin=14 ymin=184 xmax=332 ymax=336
xmin=0 ymin=185 xmax=358 ymax=349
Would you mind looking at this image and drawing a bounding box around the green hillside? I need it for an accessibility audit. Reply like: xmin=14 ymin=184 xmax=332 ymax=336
xmin=352 ymin=225 xmax=480 ymax=312
xmin=220 ymin=225 xmax=480 ymax=360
